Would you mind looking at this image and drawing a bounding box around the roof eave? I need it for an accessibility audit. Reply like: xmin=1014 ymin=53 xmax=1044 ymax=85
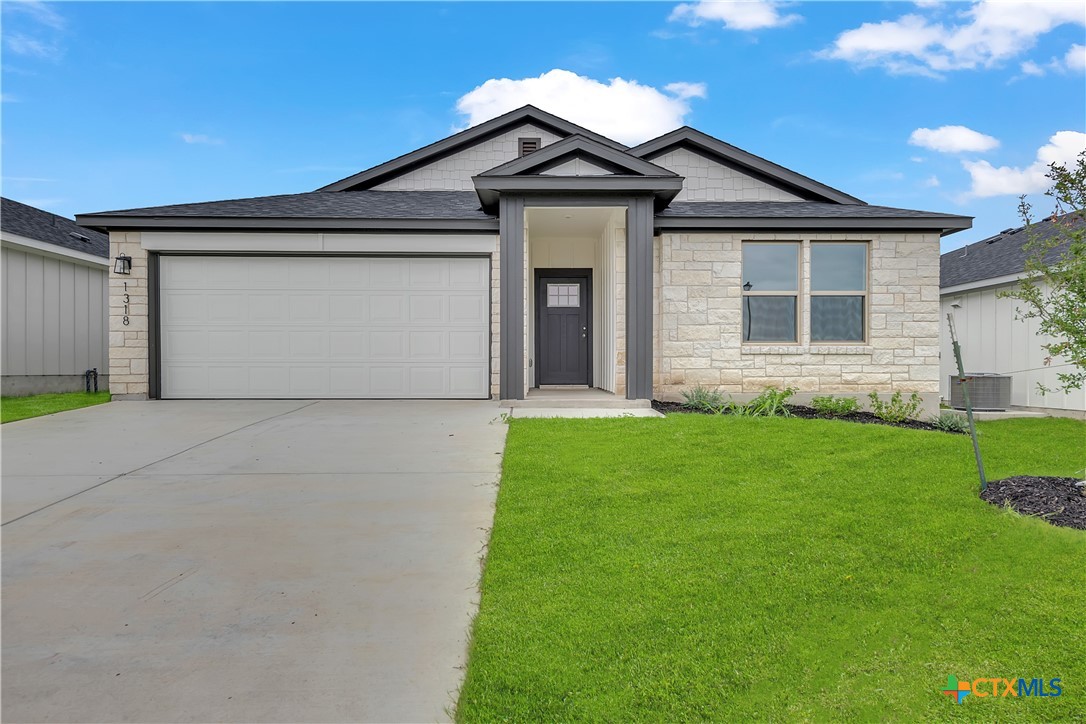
xmin=73 ymin=215 xmax=500 ymax=233
xmin=654 ymin=215 xmax=972 ymax=236
xmin=471 ymin=175 xmax=685 ymax=214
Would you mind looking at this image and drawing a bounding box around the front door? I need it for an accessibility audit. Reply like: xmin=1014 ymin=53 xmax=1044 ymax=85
xmin=536 ymin=270 xmax=591 ymax=386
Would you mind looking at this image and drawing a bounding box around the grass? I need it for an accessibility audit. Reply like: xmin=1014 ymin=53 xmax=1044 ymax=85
xmin=457 ymin=417 xmax=1086 ymax=722
xmin=1 ymin=391 xmax=111 ymax=424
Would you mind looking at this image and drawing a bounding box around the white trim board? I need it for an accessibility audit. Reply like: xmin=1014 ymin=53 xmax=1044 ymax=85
xmin=140 ymin=232 xmax=498 ymax=254
xmin=1 ymin=232 xmax=109 ymax=268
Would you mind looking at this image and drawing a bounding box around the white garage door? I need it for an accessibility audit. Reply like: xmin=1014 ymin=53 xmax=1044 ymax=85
xmin=159 ymin=256 xmax=490 ymax=398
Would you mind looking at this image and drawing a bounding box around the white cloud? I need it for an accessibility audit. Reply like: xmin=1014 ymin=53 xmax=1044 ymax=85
xmin=1017 ymin=43 xmax=1086 ymax=76
xmin=922 ymin=175 xmax=941 ymax=188
xmin=455 ymin=69 xmax=706 ymax=145
xmin=909 ymin=155 xmax=926 ymax=163
xmin=909 ymin=125 xmax=1000 ymax=153
xmin=180 ymin=133 xmax=224 ymax=145
xmin=821 ymin=1 xmax=1086 ymax=77
xmin=669 ymin=1 xmax=801 ymax=31
xmin=4 ymin=32 xmax=61 ymax=60
xmin=1064 ymin=43 xmax=1086 ymax=71
xmin=961 ymin=130 xmax=1086 ymax=198
xmin=2 ymin=1 xmax=65 ymax=30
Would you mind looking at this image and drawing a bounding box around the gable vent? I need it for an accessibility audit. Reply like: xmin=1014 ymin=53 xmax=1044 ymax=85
xmin=518 ymin=137 xmax=541 ymax=157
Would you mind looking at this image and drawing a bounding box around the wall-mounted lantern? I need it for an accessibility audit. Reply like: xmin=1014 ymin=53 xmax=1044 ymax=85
xmin=114 ymin=255 xmax=132 ymax=275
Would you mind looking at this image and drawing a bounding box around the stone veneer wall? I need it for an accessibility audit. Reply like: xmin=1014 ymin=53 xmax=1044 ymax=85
xmin=108 ymin=231 xmax=150 ymax=399
xmin=653 ymin=232 xmax=942 ymax=412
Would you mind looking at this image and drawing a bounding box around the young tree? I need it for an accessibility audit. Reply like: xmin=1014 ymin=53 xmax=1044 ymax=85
xmin=999 ymin=150 xmax=1086 ymax=393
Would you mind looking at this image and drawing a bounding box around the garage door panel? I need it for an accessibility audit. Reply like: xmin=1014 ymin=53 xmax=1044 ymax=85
xmin=160 ymin=256 xmax=489 ymax=398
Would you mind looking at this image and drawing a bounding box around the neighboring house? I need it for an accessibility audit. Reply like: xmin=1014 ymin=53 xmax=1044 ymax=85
xmin=77 ymin=105 xmax=970 ymax=411
xmin=1 ymin=198 xmax=110 ymax=396
xmin=940 ymin=214 xmax=1086 ymax=415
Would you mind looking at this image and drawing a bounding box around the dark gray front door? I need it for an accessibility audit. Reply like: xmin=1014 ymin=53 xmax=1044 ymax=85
xmin=536 ymin=270 xmax=591 ymax=386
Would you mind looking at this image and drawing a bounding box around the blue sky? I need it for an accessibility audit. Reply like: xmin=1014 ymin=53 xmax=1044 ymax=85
xmin=2 ymin=1 xmax=1084 ymax=251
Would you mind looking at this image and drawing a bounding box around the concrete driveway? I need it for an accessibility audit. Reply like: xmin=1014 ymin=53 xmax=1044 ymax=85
xmin=2 ymin=399 xmax=507 ymax=723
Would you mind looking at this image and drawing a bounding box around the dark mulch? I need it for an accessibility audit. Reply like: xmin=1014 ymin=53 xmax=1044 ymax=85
xmin=651 ymin=400 xmax=958 ymax=433
xmin=980 ymin=476 xmax=1086 ymax=530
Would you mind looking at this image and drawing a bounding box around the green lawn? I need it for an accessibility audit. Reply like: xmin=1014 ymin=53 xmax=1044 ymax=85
xmin=458 ymin=416 xmax=1086 ymax=722
xmin=1 ymin=391 xmax=111 ymax=424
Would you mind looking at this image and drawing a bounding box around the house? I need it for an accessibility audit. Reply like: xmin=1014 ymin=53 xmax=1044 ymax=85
xmin=940 ymin=214 xmax=1085 ymax=415
xmin=2 ymin=198 xmax=110 ymax=396
xmin=76 ymin=105 xmax=971 ymax=411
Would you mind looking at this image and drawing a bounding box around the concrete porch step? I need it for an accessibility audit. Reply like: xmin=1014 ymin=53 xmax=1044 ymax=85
xmin=502 ymin=397 xmax=652 ymax=409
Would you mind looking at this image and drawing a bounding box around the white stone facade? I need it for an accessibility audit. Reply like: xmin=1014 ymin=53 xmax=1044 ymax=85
xmin=652 ymin=231 xmax=942 ymax=412
xmin=373 ymin=124 xmax=562 ymax=191
xmin=648 ymin=147 xmax=803 ymax=202
xmin=107 ymin=231 xmax=150 ymax=398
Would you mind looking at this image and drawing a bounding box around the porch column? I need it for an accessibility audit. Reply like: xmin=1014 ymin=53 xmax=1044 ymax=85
xmin=625 ymin=196 xmax=654 ymax=400
xmin=498 ymin=195 xmax=525 ymax=400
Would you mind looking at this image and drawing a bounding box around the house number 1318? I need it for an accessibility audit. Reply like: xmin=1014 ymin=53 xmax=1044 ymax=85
xmin=122 ymin=282 xmax=130 ymax=326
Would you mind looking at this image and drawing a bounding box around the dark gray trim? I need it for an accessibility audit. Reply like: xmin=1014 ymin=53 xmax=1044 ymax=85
xmin=317 ymin=105 xmax=628 ymax=192
xmin=654 ymin=215 xmax=972 ymax=236
xmin=534 ymin=267 xmax=593 ymax=388
xmin=498 ymin=195 xmax=525 ymax=400
xmin=148 ymin=252 xmax=161 ymax=400
xmin=75 ymin=216 xmax=500 ymax=233
xmin=473 ymin=176 xmax=683 ymax=215
xmin=480 ymin=134 xmax=678 ymax=178
xmin=630 ymin=127 xmax=865 ymax=206
xmin=626 ymin=197 xmax=654 ymax=401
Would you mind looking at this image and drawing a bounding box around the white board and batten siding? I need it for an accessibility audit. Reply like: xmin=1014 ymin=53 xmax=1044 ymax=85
xmin=940 ymin=283 xmax=1086 ymax=412
xmin=160 ymin=256 xmax=490 ymax=399
xmin=1 ymin=245 xmax=108 ymax=385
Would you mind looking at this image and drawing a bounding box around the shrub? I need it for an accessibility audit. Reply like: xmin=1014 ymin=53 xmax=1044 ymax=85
xmin=810 ymin=395 xmax=859 ymax=417
xmin=681 ymin=385 xmax=727 ymax=413
xmin=868 ymin=391 xmax=924 ymax=423
xmin=930 ymin=411 xmax=969 ymax=433
xmin=743 ymin=386 xmax=797 ymax=417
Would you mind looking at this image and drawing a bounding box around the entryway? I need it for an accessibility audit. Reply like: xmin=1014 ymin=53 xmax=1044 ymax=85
xmin=535 ymin=269 xmax=591 ymax=386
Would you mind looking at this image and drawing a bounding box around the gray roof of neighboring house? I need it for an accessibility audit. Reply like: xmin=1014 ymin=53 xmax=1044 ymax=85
xmin=2 ymin=197 xmax=109 ymax=258
xmin=940 ymin=213 xmax=1083 ymax=288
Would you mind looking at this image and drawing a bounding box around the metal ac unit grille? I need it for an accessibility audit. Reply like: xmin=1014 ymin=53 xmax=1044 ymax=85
xmin=949 ymin=374 xmax=1012 ymax=411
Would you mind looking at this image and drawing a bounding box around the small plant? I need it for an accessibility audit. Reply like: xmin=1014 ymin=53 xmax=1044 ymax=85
xmin=744 ymin=386 xmax=797 ymax=417
xmin=811 ymin=395 xmax=859 ymax=417
xmin=868 ymin=391 xmax=924 ymax=423
xmin=930 ymin=411 xmax=969 ymax=433
xmin=681 ymin=385 xmax=727 ymax=413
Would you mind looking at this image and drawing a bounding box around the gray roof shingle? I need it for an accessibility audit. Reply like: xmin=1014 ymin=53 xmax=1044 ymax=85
xmin=659 ymin=201 xmax=962 ymax=219
xmin=2 ymin=197 xmax=109 ymax=258
xmin=82 ymin=191 xmax=494 ymax=221
xmin=940 ymin=213 xmax=1083 ymax=288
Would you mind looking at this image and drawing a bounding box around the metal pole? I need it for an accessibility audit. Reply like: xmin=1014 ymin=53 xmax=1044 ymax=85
xmin=947 ymin=313 xmax=987 ymax=492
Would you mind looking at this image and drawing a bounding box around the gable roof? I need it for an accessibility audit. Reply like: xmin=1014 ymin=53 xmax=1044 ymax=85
xmin=630 ymin=127 xmax=864 ymax=206
xmin=77 ymin=191 xmax=498 ymax=231
xmin=317 ymin=105 xmax=628 ymax=192
xmin=940 ymin=212 xmax=1083 ymax=289
xmin=2 ymin=197 xmax=109 ymax=258
xmin=478 ymin=134 xmax=678 ymax=178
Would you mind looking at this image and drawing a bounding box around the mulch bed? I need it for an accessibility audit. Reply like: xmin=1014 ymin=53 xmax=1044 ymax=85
xmin=651 ymin=400 xmax=958 ymax=433
xmin=980 ymin=476 xmax=1086 ymax=530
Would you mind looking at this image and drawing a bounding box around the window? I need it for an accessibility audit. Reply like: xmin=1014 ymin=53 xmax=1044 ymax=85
xmin=547 ymin=283 xmax=580 ymax=308
xmin=518 ymin=137 xmax=541 ymax=157
xmin=742 ymin=242 xmax=799 ymax=342
xmin=810 ymin=243 xmax=867 ymax=342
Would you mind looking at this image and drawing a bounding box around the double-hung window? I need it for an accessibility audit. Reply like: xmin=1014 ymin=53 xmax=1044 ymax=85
xmin=810 ymin=243 xmax=867 ymax=342
xmin=741 ymin=242 xmax=799 ymax=343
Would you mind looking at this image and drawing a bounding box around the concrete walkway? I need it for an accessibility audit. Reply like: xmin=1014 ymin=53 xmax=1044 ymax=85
xmin=2 ymin=400 xmax=507 ymax=723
